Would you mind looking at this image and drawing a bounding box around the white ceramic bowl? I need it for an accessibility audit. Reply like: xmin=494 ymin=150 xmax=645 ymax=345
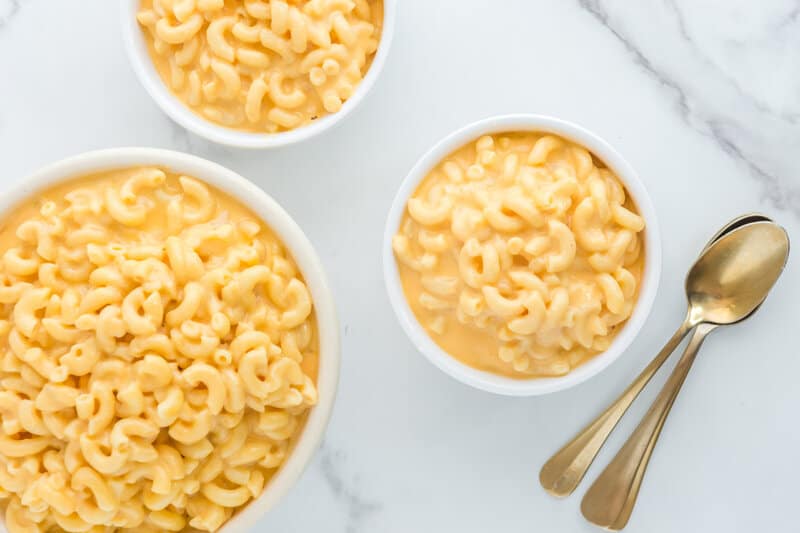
xmin=1 ymin=148 xmax=339 ymax=532
xmin=383 ymin=115 xmax=662 ymax=396
xmin=121 ymin=0 xmax=396 ymax=149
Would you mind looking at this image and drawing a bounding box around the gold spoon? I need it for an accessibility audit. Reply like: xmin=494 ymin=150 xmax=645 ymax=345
xmin=539 ymin=214 xmax=773 ymax=498
xmin=580 ymin=220 xmax=789 ymax=530
xmin=704 ymin=213 xmax=773 ymax=244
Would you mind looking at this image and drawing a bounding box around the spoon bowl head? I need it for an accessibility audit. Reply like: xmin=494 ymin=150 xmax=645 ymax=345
xmin=687 ymin=221 xmax=789 ymax=325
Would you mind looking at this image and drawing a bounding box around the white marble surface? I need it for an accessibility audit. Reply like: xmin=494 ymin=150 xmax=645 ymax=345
xmin=1 ymin=1 xmax=799 ymax=531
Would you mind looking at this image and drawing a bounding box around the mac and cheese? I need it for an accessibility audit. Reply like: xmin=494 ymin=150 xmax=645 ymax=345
xmin=393 ymin=133 xmax=645 ymax=378
xmin=0 ymin=168 xmax=318 ymax=532
xmin=137 ymin=0 xmax=383 ymax=133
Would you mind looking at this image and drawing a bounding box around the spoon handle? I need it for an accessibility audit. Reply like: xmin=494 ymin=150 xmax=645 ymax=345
xmin=580 ymin=323 xmax=715 ymax=530
xmin=539 ymin=319 xmax=693 ymax=497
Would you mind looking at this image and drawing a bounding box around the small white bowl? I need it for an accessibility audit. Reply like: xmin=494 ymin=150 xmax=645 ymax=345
xmin=383 ymin=115 xmax=662 ymax=396
xmin=1 ymin=148 xmax=339 ymax=532
xmin=120 ymin=0 xmax=396 ymax=149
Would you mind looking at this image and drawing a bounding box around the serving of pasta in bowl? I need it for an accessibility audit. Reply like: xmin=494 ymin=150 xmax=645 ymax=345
xmin=122 ymin=0 xmax=396 ymax=148
xmin=0 ymin=148 xmax=339 ymax=532
xmin=383 ymin=115 xmax=661 ymax=396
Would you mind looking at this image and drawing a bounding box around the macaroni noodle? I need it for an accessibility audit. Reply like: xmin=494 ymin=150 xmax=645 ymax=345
xmin=137 ymin=0 xmax=383 ymax=133
xmin=0 ymin=168 xmax=318 ymax=532
xmin=393 ymin=133 xmax=645 ymax=378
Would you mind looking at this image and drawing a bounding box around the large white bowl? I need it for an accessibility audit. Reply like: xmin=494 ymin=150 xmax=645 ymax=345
xmin=383 ymin=115 xmax=662 ymax=396
xmin=1 ymin=148 xmax=340 ymax=532
xmin=121 ymin=0 xmax=396 ymax=149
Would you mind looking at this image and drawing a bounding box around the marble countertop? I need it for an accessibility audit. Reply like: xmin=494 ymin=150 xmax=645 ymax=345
xmin=1 ymin=1 xmax=798 ymax=532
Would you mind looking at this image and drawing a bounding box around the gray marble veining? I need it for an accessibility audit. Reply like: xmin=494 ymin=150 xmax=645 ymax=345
xmin=319 ymin=445 xmax=382 ymax=533
xmin=578 ymin=0 xmax=800 ymax=214
xmin=0 ymin=0 xmax=20 ymax=29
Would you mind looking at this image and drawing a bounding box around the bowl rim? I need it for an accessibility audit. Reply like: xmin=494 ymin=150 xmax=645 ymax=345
xmin=2 ymin=148 xmax=340 ymax=532
xmin=382 ymin=114 xmax=662 ymax=396
xmin=120 ymin=0 xmax=397 ymax=149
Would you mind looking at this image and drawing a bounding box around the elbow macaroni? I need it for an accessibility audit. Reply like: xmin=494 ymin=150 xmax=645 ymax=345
xmin=0 ymin=167 xmax=318 ymax=532
xmin=136 ymin=0 xmax=383 ymax=133
xmin=393 ymin=133 xmax=646 ymax=378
